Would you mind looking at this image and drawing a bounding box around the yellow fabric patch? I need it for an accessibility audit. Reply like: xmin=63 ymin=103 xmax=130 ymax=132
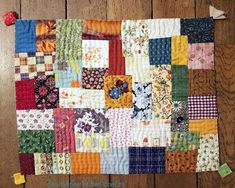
xmin=189 ymin=119 xmax=218 ymax=135
xmin=172 ymin=36 xmax=188 ymax=65
xmin=13 ymin=173 xmax=26 ymax=185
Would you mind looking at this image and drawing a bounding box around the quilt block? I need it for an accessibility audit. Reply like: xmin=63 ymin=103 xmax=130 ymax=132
xmin=15 ymin=17 xmax=219 ymax=175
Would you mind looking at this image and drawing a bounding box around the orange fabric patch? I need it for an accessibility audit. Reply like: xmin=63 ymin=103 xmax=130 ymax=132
xmin=189 ymin=119 xmax=218 ymax=135
xmin=71 ymin=152 xmax=100 ymax=174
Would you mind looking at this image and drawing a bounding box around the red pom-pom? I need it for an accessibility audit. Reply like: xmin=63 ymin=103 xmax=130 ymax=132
xmin=3 ymin=11 xmax=17 ymax=26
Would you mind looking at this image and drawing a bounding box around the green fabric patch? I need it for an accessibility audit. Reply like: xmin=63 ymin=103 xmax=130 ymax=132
xmin=218 ymin=163 xmax=232 ymax=178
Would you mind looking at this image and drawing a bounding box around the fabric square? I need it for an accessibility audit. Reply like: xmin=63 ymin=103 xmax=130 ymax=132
xmin=103 ymin=75 xmax=133 ymax=108
xmin=132 ymin=82 xmax=152 ymax=120
xmin=82 ymin=40 xmax=109 ymax=68
xmin=16 ymin=109 xmax=54 ymax=130
xmin=15 ymin=20 xmax=36 ymax=53
xmin=54 ymin=60 xmax=82 ymax=88
xmin=34 ymin=75 xmax=59 ymax=109
xmin=196 ymin=134 xmax=219 ymax=172
xmin=19 ymin=154 xmax=35 ymax=175
xmin=188 ymin=43 xmax=214 ymax=69
xmin=52 ymin=153 xmax=71 ymax=174
xmin=83 ymin=20 xmax=121 ymax=40
xmin=34 ymin=153 xmax=53 ymax=175
xmin=172 ymin=36 xmax=188 ymax=65
xmin=15 ymin=79 xmax=36 ymax=110
xmin=148 ymin=19 xmax=180 ymax=39
xmin=189 ymin=69 xmax=216 ymax=96
xmin=166 ymin=150 xmax=198 ymax=173
xmin=131 ymin=119 xmax=171 ymax=147
xmin=189 ymin=119 xmax=218 ymax=135
xmin=129 ymin=147 xmax=166 ymax=174
xmin=108 ymin=40 xmax=125 ymax=75
xmin=106 ymin=108 xmax=133 ymax=147
xmin=172 ymin=65 xmax=188 ymax=101
xmin=188 ymin=96 xmax=218 ymax=119
xmin=36 ymin=20 xmax=56 ymax=52
xmin=82 ymin=68 xmax=108 ymax=89
xmin=56 ymin=19 xmax=82 ymax=60
xmin=101 ymin=147 xmax=129 ymax=174
xmin=18 ymin=130 xmax=55 ymax=153
xmin=171 ymin=101 xmax=189 ymax=132
xmin=180 ymin=17 xmax=214 ymax=43
xmin=71 ymin=152 xmax=100 ymax=174
xmin=149 ymin=38 xmax=171 ymax=65
xmin=125 ymin=57 xmax=150 ymax=82
xmin=121 ymin=20 xmax=149 ymax=57
xmin=53 ymin=108 xmax=76 ymax=152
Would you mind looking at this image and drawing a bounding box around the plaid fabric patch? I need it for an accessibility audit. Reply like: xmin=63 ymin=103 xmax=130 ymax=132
xmin=188 ymin=96 xmax=218 ymax=119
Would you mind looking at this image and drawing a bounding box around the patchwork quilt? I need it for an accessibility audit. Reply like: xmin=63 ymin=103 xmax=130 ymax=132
xmin=15 ymin=17 xmax=219 ymax=175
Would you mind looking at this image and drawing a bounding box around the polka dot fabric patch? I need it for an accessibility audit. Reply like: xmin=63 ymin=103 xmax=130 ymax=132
xmin=14 ymin=17 xmax=219 ymax=174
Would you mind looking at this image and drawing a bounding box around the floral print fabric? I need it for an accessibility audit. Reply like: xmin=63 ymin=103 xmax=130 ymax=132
xmin=34 ymin=153 xmax=53 ymax=175
xmin=52 ymin=153 xmax=71 ymax=174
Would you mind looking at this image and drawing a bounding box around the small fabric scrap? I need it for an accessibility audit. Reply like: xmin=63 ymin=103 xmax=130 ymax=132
xmin=52 ymin=153 xmax=71 ymax=174
xmin=218 ymin=163 xmax=233 ymax=178
xmin=189 ymin=119 xmax=218 ymax=135
xmin=171 ymin=36 xmax=188 ymax=65
xmin=34 ymin=153 xmax=53 ymax=175
xmin=19 ymin=154 xmax=35 ymax=175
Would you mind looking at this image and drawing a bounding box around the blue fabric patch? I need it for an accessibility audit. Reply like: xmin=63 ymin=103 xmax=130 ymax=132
xmin=129 ymin=147 xmax=165 ymax=174
xmin=15 ymin=20 xmax=36 ymax=53
xmin=149 ymin=38 xmax=171 ymax=65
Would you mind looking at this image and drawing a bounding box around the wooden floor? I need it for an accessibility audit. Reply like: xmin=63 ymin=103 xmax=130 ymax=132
xmin=0 ymin=0 xmax=234 ymax=187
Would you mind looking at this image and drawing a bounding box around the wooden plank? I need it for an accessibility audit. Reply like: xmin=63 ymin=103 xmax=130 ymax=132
xmin=196 ymin=0 xmax=235 ymax=44
xmin=67 ymin=0 xmax=107 ymax=19
xmin=107 ymin=0 xmax=152 ymax=19
xmin=198 ymin=45 xmax=235 ymax=188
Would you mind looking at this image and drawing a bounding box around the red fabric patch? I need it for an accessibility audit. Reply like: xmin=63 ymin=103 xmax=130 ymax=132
xmin=19 ymin=154 xmax=35 ymax=175
xmin=3 ymin=11 xmax=17 ymax=26
xmin=15 ymin=79 xmax=36 ymax=110
xmin=108 ymin=40 xmax=125 ymax=75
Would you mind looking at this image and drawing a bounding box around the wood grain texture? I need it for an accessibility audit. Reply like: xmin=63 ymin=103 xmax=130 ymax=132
xmin=196 ymin=0 xmax=235 ymax=44
xmin=67 ymin=0 xmax=107 ymax=19
xmin=107 ymin=0 xmax=152 ymax=19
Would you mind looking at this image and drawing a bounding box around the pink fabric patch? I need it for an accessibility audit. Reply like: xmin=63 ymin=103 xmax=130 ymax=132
xmin=106 ymin=108 xmax=133 ymax=147
xmin=188 ymin=43 xmax=214 ymax=70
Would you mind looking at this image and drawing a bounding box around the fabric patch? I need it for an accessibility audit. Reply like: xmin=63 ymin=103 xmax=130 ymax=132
xmin=56 ymin=19 xmax=82 ymax=60
xmin=54 ymin=60 xmax=82 ymax=88
xmin=82 ymin=68 xmax=108 ymax=89
xmin=18 ymin=130 xmax=55 ymax=153
xmin=82 ymin=40 xmax=109 ymax=68
xmin=180 ymin=17 xmax=214 ymax=43
xmin=106 ymin=109 xmax=133 ymax=147
xmin=171 ymin=36 xmax=188 ymax=65
xmin=121 ymin=20 xmax=149 ymax=57
xmin=34 ymin=153 xmax=53 ymax=175
xmin=19 ymin=154 xmax=35 ymax=175
xmin=171 ymin=101 xmax=189 ymax=132
xmin=16 ymin=109 xmax=54 ymax=130
xmin=36 ymin=20 xmax=56 ymax=52
xmin=53 ymin=108 xmax=76 ymax=152
xmin=189 ymin=119 xmax=218 ymax=135
xmin=101 ymin=147 xmax=129 ymax=174
xmin=125 ymin=57 xmax=150 ymax=82
xmin=129 ymin=147 xmax=165 ymax=174
xmin=166 ymin=132 xmax=200 ymax=151
xmin=189 ymin=69 xmax=216 ymax=95
xmin=188 ymin=96 xmax=218 ymax=119
xmin=149 ymin=38 xmax=171 ymax=65
xmin=131 ymin=119 xmax=171 ymax=147
xmin=52 ymin=153 xmax=71 ymax=174
xmin=83 ymin=20 xmax=121 ymax=40
xmin=188 ymin=43 xmax=214 ymax=69
xmin=166 ymin=150 xmax=198 ymax=173
xmin=15 ymin=79 xmax=36 ymax=110
xmin=34 ymin=75 xmax=59 ymax=109
xmin=15 ymin=20 xmax=36 ymax=53
xmin=148 ymin=19 xmax=180 ymax=39
xmin=71 ymin=152 xmax=100 ymax=174
xmin=108 ymin=40 xmax=125 ymax=75
xmin=14 ymin=52 xmax=55 ymax=81
xmin=172 ymin=65 xmax=188 ymax=101
xmin=132 ymin=82 xmax=152 ymax=120
xmin=103 ymin=75 xmax=133 ymax=108
xmin=196 ymin=134 xmax=219 ymax=172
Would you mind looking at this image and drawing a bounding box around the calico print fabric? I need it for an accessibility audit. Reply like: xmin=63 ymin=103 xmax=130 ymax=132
xmin=15 ymin=17 xmax=219 ymax=175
